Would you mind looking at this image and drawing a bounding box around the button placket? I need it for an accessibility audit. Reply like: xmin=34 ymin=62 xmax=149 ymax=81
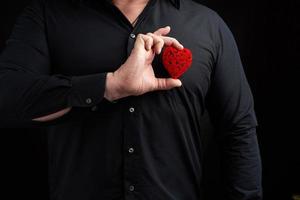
xmin=128 ymin=147 xmax=134 ymax=153
xmin=130 ymin=33 xmax=136 ymax=39
xmin=127 ymin=32 xmax=137 ymax=56
xmin=123 ymin=99 xmax=140 ymax=197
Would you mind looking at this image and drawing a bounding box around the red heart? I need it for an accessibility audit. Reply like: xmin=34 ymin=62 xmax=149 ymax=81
xmin=162 ymin=45 xmax=192 ymax=79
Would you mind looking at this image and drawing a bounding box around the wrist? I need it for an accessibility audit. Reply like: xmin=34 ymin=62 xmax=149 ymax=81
xmin=104 ymin=72 xmax=123 ymax=101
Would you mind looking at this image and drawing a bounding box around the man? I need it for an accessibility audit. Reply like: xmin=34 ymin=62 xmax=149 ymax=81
xmin=0 ymin=0 xmax=262 ymax=199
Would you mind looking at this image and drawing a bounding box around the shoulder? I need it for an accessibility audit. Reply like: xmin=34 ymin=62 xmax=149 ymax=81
xmin=180 ymin=0 xmax=229 ymax=34
xmin=180 ymin=0 xmax=231 ymax=40
xmin=180 ymin=0 xmax=222 ymax=22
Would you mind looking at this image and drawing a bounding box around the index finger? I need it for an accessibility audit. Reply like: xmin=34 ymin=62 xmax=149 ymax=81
xmin=153 ymin=26 xmax=171 ymax=36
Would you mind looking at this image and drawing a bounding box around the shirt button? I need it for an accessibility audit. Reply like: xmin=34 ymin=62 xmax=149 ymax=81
xmin=91 ymin=106 xmax=98 ymax=111
xmin=85 ymin=98 xmax=92 ymax=104
xmin=129 ymin=107 xmax=135 ymax=113
xmin=128 ymin=147 xmax=134 ymax=153
xmin=129 ymin=185 xmax=135 ymax=192
xmin=130 ymin=33 xmax=136 ymax=39
xmin=111 ymin=100 xmax=118 ymax=103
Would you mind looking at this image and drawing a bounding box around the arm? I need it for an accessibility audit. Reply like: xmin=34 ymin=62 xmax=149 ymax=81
xmin=33 ymin=71 xmax=114 ymax=122
xmin=32 ymin=107 xmax=72 ymax=122
xmin=206 ymin=14 xmax=262 ymax=200
xmin=0 ymin=0 xmax=108 ymax=128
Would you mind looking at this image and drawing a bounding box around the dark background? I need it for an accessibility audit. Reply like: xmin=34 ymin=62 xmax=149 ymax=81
xmin=0 ymin=0 xmax=299 ymax=199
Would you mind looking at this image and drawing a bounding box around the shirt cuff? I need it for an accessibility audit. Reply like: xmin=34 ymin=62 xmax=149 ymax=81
xmin=68 ymin=72 xmax=108 ymax=107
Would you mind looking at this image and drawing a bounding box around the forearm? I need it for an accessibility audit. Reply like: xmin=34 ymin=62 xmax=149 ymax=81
xmin=32 ymin=107 xmax=72 ymax=122
xmin=32 ymin=71 xmax=121 ymax=122
xmin=219 ymin=127 xmax=262 ymax=200
xmin=33 ymin=72 xmax=116 ymax=122
xmin=0 ymin=67 xmax=108 ymax=127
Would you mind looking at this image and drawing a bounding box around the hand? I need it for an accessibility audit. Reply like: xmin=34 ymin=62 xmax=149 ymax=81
xmin=104 ymin=26 xmax=184 ymax=101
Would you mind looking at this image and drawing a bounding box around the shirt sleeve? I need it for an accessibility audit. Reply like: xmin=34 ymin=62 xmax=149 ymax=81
xmin=0 ymin=0 xmax=108 ymax=128
xmin=206 ymin=13 xmax=262 ymax=200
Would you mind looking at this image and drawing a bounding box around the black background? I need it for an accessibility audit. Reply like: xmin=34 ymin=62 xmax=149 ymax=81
xmin=0 ymin=0 xmax=299 ymax=199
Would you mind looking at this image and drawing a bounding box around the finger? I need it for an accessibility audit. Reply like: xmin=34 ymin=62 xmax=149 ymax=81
xmin=142 ymin=34 xmax=154 ymax=51
xmin=147 ymin=32 xmax=164 ymax=54
xmin=153 ymin=26 xmax=171 ymax=36
xmin=161 ymin=36 xmax=184 ymax=50
xmin=154 ymin=78 xmax=182 ymax=91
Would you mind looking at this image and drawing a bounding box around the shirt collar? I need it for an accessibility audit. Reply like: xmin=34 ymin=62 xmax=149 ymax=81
xmin=101 ymin=0 xmax=181 ymax=10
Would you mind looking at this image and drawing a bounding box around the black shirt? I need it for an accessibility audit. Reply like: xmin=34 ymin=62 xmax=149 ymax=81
xmin=0 ymin=0 xmax=262 ymax=199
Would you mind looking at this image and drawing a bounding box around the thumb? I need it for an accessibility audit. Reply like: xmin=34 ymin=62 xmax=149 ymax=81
xmin=155 ymin=78 xmax=182 ymax=90
xmin=133 ymin=34 xmax=145 ymax=51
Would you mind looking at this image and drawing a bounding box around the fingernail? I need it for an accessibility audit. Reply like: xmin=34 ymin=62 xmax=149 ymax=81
xmin=177 ymin=80 xmax=182 ymax=86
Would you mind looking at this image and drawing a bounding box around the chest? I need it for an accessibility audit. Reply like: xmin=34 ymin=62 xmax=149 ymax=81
xmin=46 ymin=6 xmax=215 ymax=100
